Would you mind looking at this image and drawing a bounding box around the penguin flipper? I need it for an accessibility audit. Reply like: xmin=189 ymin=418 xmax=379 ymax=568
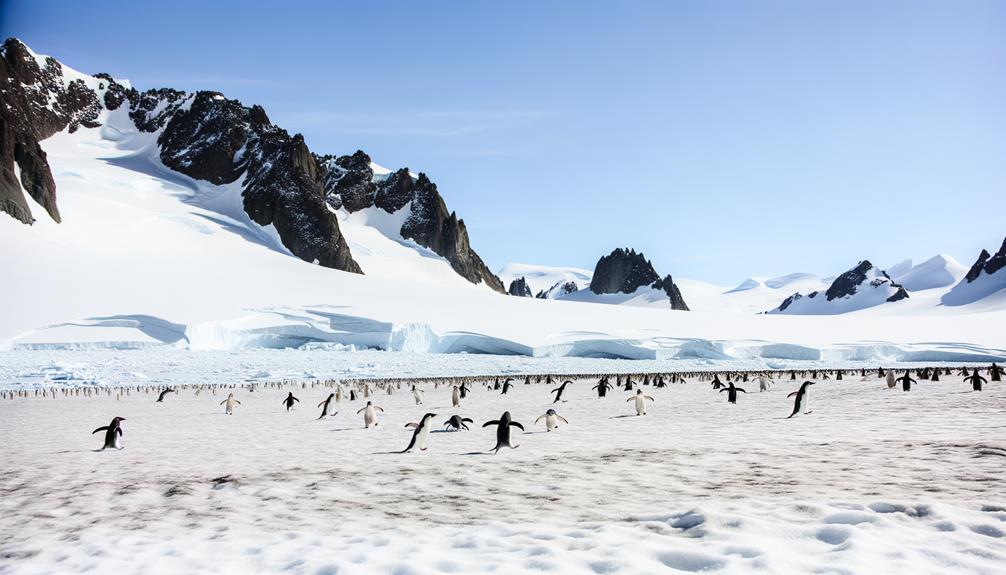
xmin=461 ymin=418 xmax=473 ymax=424
xmin=558 ymin=416 xmax=569 ymax=424
xmin=535 ymin=415 xmax=545 ymax=424
xmin=405 ymin=423 xmax=419 ymax=429
xmin=92 ymin=426 xmax=109 ymax=434
xmin=787 ymin=391 xmax=798 ymax=398
xmin=116 ymin=428 xmax=123 ymax=436
xmin=510 ymin=421 xmax=525 ymax=431
xmin=356 ymin=407 xmax=366 ymax=414
xmin=738 ymin=388 xmax=747 ymax=393
xmin=483 ymin=420 xmax=499 ymax=428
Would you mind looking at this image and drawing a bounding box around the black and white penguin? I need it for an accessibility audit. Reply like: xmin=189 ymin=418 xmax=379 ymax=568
xmin=535 ymin=408 xmax=569 ymax=431
xmin=787 ymin=381 xmax=815 ymax=418
xmin=401 ymin=413 xmax=437 ymax=453
xmin=592 ymin=377 xmax=613 ymax=398
xmin=757 ymin=375 xmax=773 ymax=392
xmin=451 ymin=385 xmax=462 ymax=407
xmin=719 ymin=382 xmax=747 ymax=404
xmin=627 ymin=389 xmax=654 ymax=415
xmin=92 ymin=417 xmax=126 ymax=450
xmin=411 ymin=385 xmax=424 ymax=405
xmin=357 ymin=401 xmax=384 ymax=428
xmin=896 ymin=371 xmax=917 ymax=392
xmin=551 ymin=380 xmax=571 ymax=404
xmin=711 ymin=375 xmax=725 ymax=390
xmin=349 ymin=389 xmax=357 ymax=401
xmin=501 ymin=378 xmax=514 ymax=395
xmin=443 ymin=415 xmax=474 ymax=431
xmin=317 ymin=393 xmax=337 ymax=419
xmin=220 ymin=393 xmax=241 ymax=415
xmin=991 ymin=363 xmax=1003 ymax=382
xmin=482 ymin=411 xmax=524 ymax=453
xmin=964 ymin=368 xmax=987 ymax=391
xmin=283 ymin=392 xmax=300 ymax=411
xmin=156 ymin=388 xmax=175 ymax=403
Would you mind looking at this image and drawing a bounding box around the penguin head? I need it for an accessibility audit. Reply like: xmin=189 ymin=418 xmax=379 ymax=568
xmin=112 ymin=417 xmax=126 ymax=423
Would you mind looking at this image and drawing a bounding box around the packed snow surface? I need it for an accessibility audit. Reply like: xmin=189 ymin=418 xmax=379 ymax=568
xmin=1 ymin=368 xmax=1004 ymax=574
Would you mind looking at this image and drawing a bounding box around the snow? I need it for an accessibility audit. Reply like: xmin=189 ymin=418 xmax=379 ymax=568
xmin=1 ymin=370 xmax=1004 ymax=574
xmin=497 ymin=262 xmax=593 ymax=296
xmin=892 ymin=255 xmax=966 ymax=292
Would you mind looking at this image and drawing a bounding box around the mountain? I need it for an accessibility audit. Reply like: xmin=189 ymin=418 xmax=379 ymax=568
xmin=507 ymin=276 xmax=533 ymax=297
xmin=0 ymin=38 xmax=503 ymax=293
xmin=890 ymin=254 xmax=965 ymax=292
xmin=588 ymin=248 xmax=688 ymax=311
xmin=497 ymin=263 xmax=592 ymax=297
xmin=942 ymin=237 xmax=1006 ymax=306
xmin=769 ymin=260 xmax=909 ymax=315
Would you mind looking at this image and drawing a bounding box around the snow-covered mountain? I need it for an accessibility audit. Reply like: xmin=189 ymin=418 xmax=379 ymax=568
xmin=497 ymin=263 xmax=592 ymax=298
xmin=768 ymin=260 xmax=909 ymax=315
xmin=889 ymin=255 xmax=966 ymax=292
xmin=942 ymin=238 xmax=1006 ymax=307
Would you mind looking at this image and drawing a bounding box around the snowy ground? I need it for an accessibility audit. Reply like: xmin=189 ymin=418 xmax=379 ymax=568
xmin=2 ymin=361 xmax=1004 ymax=574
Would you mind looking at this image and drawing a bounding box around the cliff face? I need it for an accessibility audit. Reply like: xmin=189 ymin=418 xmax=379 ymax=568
xmin=589 ymin=248 xmax=689 ymax=310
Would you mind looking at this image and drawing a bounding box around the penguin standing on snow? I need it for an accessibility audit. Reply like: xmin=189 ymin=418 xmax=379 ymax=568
xmin=156 ymin=388 xmax=175 ymax=403
xmin=711 ymin=375 xmax=725 ymax=390
xmin=535 ymin=408 xmax=569 ymax=431
xmin=283 ymin=392 xmax=300 ymax=411
xmin=627 ymin=389 xmax=654 ymax=415
xmin=964 ymin=368 xmax=987 ymax=391
xmin=317 ymin=393 xmax=337 ymax=419
xmin=400 ymin=413 xmax=437 ymax=453
xmin=411 ymin=385 xmax=424 ymax=405
xmin=357 ymin=401 xmax=384 ymax=428
xmin=885 ymin=371 xmax=897 ymax=389
xmin=220 ymin=393 xmax=241 ymax=415
xmin=451 ymin=385 xmax=462 ymax=407
xmin=443 ymin=415 xmax=474 ymax=431
xmin=501 ymin=378 xmax=515 ymax=395
xmin=787 ymin=381 xmax=815 ymax=418
xmin=757 ymin=375 xmax=773 ymax=392
xmin=896 ymin=371 xmax=917 ymax=392
xmin=551 ymin=380 xmax=572 ymax=404
xmin=592 ymin=376 xmax=613 ymax=398
xmin=719 ymin=382 xmax=747 ymax=404
xmin=991 ymin=363 xmax=1003 ymax=382
xmin=483 ymin=411 xmax=524 ymax=453
xmin=92 ymin=417 xmax=126 ymax=450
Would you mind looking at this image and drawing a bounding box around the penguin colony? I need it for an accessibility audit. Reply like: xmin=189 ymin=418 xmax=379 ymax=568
xmin=1 ymin=364 xmax=1000 ymax=453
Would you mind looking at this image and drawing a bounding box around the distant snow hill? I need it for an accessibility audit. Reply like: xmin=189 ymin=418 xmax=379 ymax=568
xmin=1 ymin=38 xmax=1004 ymax=361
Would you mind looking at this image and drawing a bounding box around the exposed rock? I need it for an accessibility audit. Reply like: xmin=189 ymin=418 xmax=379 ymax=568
xmin=964 ymin=237 xmax=1006 ymax=282
xmin=318 ymin=150 xmax=376 ymax=212
xmin=826 ymin=260 xmax=877 ymax=301
xmin=158 ymin=91 xmax=250 ymax=185
xmin=589 ymin=248 xmax=660 ymax=294
xmin=964 ymin=250 xmax=990 ymax=283
xmin=536 ymin=280 xmax=579 ymax=299
xmin=652 ymin=274 xmax=689 ymax=310
xmin=778 ymin=293 xmax=802 ymax=312
xmin=508 ymin=277 xmax=533 ymax=297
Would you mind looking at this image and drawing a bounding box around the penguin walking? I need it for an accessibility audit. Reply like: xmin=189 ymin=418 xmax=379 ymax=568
xmin=991 ymin=363 xmax=1003 ymax=382
xmin=757 ymin=375 xmax=773 ymax=392
xmin=711 ymin=375 xmax=725 ymax=390
xmin=551 ymin=380 xmax=571 ymax=404
xmin=482 ymin=411 xmax=524 ymax=453
xmin=317 ymin=393 xmax=337 ymax=419
xmin=535 ymin=408 xmax=569 ymax=431
xmin=627 ymin=389 xmax=654 ymax=415
xmin=592 ymin=377 xmax=612 ymax=398
xmin=220 ymin=393 xmax=241 ymax=415
xmin=283 ymin=392 xmax=300 ymax=411
xmin=787 ymin=381 xmax=815 ymax=418
xmin=719 ymin=382 xmax=747 ymax=404
xmin=896 ymin=371 xmax=917 ymax=392
xmin=401 ymin=413 xmax=437 ymax=453
xmin=443 ymin=415 xmax=474 ymax=431
xmin=885 ymin=371 xmax=897 ymax=389
xmin=156 ymin=388 xmax=175 ymax=403
xmin=92 ymin=417 xmax=126 ymax=450
xmin=964 ymin=368 xmax=987 ymax=391
xmin=357 ymin=401 xmax=384 ymax=428
xmin=411 ymin=385 xmax=424 ymax=405
xmin=501 ymin=378 xmax=514 ymax=395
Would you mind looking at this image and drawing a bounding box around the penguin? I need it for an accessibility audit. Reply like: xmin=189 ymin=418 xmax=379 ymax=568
xmin=482 ymin=411 xmax=524 ymax=453
xmin=627 ymin=389 xmax=654 ymax=415
xmin=787 ymin=381 xmax=815 ymax=418
xmin=501 ymin=378 xmax=514 ymax=395
xmin=317 ymin=393 xmax=336 ymax=419
xmin=991 ymin=363 xmax=1003 ymax=382
xmin=885 ymin=371 xmax=897 ymax=389
xmin=535 ymin=408 xmax=569 ymax=431
xmin=443 ymin=415 xmax=474 ymax=431
xmin=719 ymin=382 xmax=747 ymax=404
xmin=451 ymin=385 xmax=462 ymax=407
xmin=283 ymin=392 xmax=300 ymax=411
xmin=92 ymin=417 xmax=125 ymax=450
xmin=551 ymin=380 xmax=571 ymax=403
xmin=335 ymin=386 xmax=343 ymax=402
xmin=711 ymin=375 xmax=725 ymax=390
xmin=459 ymin=382 xmax=470 ymax=399
xmin=930 ymin=369 xmax=940 ymax=382
xmin=156 ymin=388 xmax=175 ymax=403
xmin=411 ymin=385 xmax=424 ymax=405
xmin=964 ymin=368 xmax=987 ymax=391
xmin=357 ymin=401 xmax=384 ymax=428
xmin=896 ymin=371 xmax=917 ymax=392
xmin=349 ymin=389 xmax=357 ymax=401
xmin=592 ymin=376 xmax=612 ymax=398
xmin=401 ymin=413 xmax=437 ymax=453
xmin=757 ymin=375 xmax=773 ymax=392
xmin=220 ymin=393 xmax=241 ymax=415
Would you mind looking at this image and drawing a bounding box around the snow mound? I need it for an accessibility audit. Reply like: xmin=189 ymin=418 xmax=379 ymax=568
xmin=892 ymin=255 xmax=965 ymax=292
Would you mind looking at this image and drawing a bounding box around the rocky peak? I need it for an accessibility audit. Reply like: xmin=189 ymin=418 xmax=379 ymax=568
xmin=536 ymin=280 xmax=579 ymax=299
xmin=652 ymin=274 xmax=689 ymax=311
xmin=508 ymin=277 xmax=533 ymax=297
xmin=963 ymin=237 xmax=1006 ymax=282
xmin=319 ymin=150 xmax=376 ymax=212
xmin=589 ymin=248 xmax=661 ymax=294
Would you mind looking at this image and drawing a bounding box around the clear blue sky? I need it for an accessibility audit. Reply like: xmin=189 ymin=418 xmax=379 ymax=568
xmin=3 ymin=0 xmax=1004 ymax=285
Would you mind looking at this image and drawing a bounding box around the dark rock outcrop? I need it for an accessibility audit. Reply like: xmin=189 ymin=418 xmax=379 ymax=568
xmin=536 ymin=281 xmax=578 ymax=299
xmin=508 ymin=277 xmax=533 ymax=297
xmin=319 ymin=150 xmax=376 ymax=213
xmin=589 ymin=248 xmax=661 ymax=295
xmin=652 ymin=274 xmax=689 ymax=311
xmin=589 ymin=248 xmax=689 ymax=310
xmin=964 ymin=237 xmax=1006 ymax=282
xmin=825 ymin=260 xmax=875 ymax=301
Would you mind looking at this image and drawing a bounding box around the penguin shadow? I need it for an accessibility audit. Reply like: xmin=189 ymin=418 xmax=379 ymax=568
xmin=328 ymin=427 xmax=359 ymax=432
xmin=460 ymin=451 xmax=493 ymax=456
xmin=609 ymin=414 xmax=637 ymax=419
